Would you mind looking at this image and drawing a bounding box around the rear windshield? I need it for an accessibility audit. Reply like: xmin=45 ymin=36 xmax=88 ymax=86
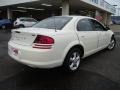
xmin=32 ymin=17 xmax=72 ymax=30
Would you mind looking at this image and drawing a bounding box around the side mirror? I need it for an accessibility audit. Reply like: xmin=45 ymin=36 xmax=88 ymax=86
xmin=106 ymin=26 xmax=110 ymax=30
xmin=104 ymin=24 xmax=110 ymax=30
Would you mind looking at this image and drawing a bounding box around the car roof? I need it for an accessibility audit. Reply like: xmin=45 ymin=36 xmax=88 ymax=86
xmin=54 ymin=15 xmax=103 ymax=26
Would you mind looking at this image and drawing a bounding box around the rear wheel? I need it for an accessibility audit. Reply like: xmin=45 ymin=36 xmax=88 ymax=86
xmin=107 ymin=37 xmax=116 ymax=50
xmin=63 ymin=48 xmax=81 ymax=72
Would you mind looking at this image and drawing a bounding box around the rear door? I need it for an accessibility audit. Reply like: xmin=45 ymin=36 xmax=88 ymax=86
xmin=23 ymin=19 xmax=31 ymax=27
xmin=76 ymin=18 xmax=99 ymax=55
xmin=25 ymin=19 xmax=37 ymax=27
xmin=20 ymin=19 xmax=33 ymax=27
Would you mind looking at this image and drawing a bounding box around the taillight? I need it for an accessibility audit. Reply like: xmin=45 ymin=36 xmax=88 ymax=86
xmin=34 ymin=35 xmax=54 ymax=44
xmin=33 ymin=35 xmax=54 ymax=49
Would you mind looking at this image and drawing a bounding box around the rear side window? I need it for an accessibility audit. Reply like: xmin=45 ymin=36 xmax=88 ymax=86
xmin=77 ymin=19 xmax=93 ymax=31
xmin=26 ymin=19 xmax=37 ymax=22
xmin=33 ymin=17 xmax=72 ymax=30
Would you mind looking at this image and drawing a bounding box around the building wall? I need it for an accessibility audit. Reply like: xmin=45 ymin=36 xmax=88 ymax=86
xmin=0 ymin=0 xmax=115 ymax=14
xmin=81 ymin=0 xmax=115 ymax=14
xmin=0 ymin=0 xmax=38 ymax=7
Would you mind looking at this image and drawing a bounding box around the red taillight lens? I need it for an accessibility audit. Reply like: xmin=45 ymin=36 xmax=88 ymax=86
xmin=34 ymin=35 xmax=54 ymax=44
xmin=33 ymin=35 xmax=54 ymax=49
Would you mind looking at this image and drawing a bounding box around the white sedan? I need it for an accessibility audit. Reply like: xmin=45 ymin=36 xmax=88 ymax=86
xmin=8 ymin=16 xmax=116 ymax=72
xmin=14 ymin=17 xmax=37 ymax=28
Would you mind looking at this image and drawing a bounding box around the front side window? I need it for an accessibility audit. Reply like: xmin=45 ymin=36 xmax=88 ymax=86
xmin=77 ymin=19 xmax=93 ymax=31
xmin=90 ymin=20 xmax=106 ymax=31
xmin=33 ymin=17 xmax=72 ymax=30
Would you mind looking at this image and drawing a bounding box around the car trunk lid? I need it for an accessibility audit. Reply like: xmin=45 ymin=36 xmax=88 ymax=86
xmin=11 ymin=28 xmax=56 ymax=46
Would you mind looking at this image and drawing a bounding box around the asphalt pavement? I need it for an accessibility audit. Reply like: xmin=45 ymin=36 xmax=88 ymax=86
xmin=0 ymin=30 xmax=120 ymax=90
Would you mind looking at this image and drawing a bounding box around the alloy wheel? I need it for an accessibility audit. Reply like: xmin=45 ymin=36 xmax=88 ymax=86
xmin=108 ymin=38 xmax=115 ymax=50
xmin=69 ymin=52 xmax=80 ymax=71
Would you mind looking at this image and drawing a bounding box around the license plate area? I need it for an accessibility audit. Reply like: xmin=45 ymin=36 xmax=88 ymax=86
xmin=11 ymin=32 xmax=36 ymax=46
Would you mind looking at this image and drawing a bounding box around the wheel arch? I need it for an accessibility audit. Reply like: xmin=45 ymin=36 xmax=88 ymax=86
xmin=62 ymin=41 xmax=85 ymax=65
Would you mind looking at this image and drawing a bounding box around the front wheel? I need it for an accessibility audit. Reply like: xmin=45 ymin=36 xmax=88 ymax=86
xmin=63 ymin=48 xmax=81 ymax=72
xmin=107 ymin=37 xmax=116 ymax=50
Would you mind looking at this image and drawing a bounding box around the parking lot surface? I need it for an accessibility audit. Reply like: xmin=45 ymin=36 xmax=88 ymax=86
xmin=111 ymin=25 xmax=120 ymax=32
xmin=0 ymin=28 xmax=120 ymax=90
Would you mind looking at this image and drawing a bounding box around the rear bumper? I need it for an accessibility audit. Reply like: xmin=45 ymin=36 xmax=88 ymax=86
xmin=8 ymin=53 xmax=62 ymax=68
xmin=8 ymin=41 xmax=63 ymax=68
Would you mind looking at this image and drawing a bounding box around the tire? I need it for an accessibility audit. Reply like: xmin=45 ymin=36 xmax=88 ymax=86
xmin=63 ymin=48 xmax=81 ymax=72
xmin=107 ymin=36 xmax=116 ymax=50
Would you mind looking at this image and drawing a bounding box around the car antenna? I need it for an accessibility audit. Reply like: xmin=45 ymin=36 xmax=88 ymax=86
xmin=52 ymin=14 xmax=57 ymax=32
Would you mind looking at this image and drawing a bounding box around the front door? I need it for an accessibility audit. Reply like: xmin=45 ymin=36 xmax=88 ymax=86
xmin=90 ymin=19 xmax=109 ymax=48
